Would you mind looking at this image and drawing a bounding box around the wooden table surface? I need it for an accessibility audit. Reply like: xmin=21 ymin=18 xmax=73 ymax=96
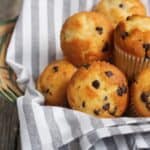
xmin=0 ymin=1 xmax=22 ymax=149
xmin=0 ymin=97 xmax=20 ymax=150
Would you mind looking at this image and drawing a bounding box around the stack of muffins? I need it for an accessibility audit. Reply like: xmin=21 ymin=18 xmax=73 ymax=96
xmin=37 ymin=0 xmax=150 ymax=118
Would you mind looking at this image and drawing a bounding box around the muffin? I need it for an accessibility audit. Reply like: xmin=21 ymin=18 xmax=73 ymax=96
xmin=67 ymin=61 xmax=128 ymax=118
xmin=114 ymin=15 xmax=150 ymax=80
xmin=130 ymin=68 xmax=150 ymax=117
xmin=94 ymin=0 xmax=146 ymax=28
xmin=61 ymin=12 xmax=113 ymax=66
xmin=37 ymin=59 xmax=77 ymax=106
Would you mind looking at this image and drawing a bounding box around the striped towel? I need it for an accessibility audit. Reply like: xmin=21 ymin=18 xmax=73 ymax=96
xmin=6 ymin=0 xmax=150 ymax=150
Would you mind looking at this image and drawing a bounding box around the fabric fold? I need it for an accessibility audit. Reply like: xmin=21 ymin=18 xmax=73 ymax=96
xmin=6 ymin=0 xmax=150 ymax=149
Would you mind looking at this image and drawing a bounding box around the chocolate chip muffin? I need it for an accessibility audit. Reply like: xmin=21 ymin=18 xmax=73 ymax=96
xmin=37 ymin=59 xmax=77 ymax=106
xmin=67 ymin=61 xmax=128 ymax=118
xmin=130 ymin=68 xmax=150 ymax=117
xmin=115 ymin=15 xmax=150 ymax=58
xmin=94 ymin=0 xmax=146 ymax=28
xmin=61 ymin=12 xmax=113 ymax=66
xmin=114 ymin=15 xmax=150 ymax=80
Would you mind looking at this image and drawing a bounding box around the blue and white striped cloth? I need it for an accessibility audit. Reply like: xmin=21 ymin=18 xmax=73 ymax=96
xmin=6 ymin=0 xmax=150 ymax=149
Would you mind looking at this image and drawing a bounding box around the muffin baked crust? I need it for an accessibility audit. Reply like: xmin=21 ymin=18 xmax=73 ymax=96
xmin=67 ymin=61 xmax=128 ymax=118
xmin=37 ymin=59 xmax=77 ymax=106
xmin=131 ymin=68 xmax=150 ymax=117
xmin=114 ymin=15 xmax=150 ymax=59
xmin=61 ymin=12 xmax=113 ymax=66
xmin=94 ymin=0 xmax=146 ymax=27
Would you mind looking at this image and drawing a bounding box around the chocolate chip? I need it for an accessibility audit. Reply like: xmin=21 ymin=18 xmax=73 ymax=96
xmin=141 ymin=92 xmax=149 ymax=103
xmin=105 ymin=71 xmax=113 ymax=77
xmin=77 ymin=86 xmax=81 ymax=89
xmin=96 ymin=27 xmax=103 ymax=35
xmin=92 ymin=80 xmax=100 ymax=89
xmin=82 ymin=101 xmax=86 ymax=108
xmin=132 ymin=79 xmax=138 ymax=84
xmin=126 ymin=16 xmax=131 ymax=21
xmin=46 ymin=89 xmax=49 ymax=93
xmin=93 ymin=109 xmax=101 ymax=115
xmin=117 ymin=85 xmax=127 ymax=96
xmin=49 ymin=92 xmax=52 ymax=96
xmin=121 ymin=32 xmax=129 ymax=40
xmin=119 ymin=3 xmax=124 ymax=8
xmin=146 ymin=103 xmax=150 ymax=110
xmin=143 ymin=44 xmax=150 ymax=59
xmin=143 ymin=43 xmax=150 ymax=51
xmin=103 ymin=103 xmax=110 ymax=111
xmin=83 ymin=64 xmax=90 ymax=69
xmin=102 ymin=43 xmax=109 ymax=52
xmin=109 ymin=107 xmax=117 ymax=116
xmin=104 ymin=96 xmax=108 ymax=101
xmin=45 ymin=89 xmax=52 ymax=95
xmin=53 ymin=66 xmax=58 ymax=72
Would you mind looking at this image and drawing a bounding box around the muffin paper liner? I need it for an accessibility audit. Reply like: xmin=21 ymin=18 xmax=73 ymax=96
xmin=114 ymin=42 xmax=150 ymax=81
xmin=6 ymin=0 xmax=150 ymax=150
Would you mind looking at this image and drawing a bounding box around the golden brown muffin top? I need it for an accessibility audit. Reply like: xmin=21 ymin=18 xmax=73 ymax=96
xmin=37 ymin=59 xmax=77 ymax=106
xmin=61 ymin=11 xmax=113 ymax=66
xmin=94 ymin=0 xmax=146 ymax=27
xmin=61 ymin=11 xmax=112 ymax=42
xmin=131 ymin=68 xmax=150 ymax=116
xmin=114 ymin=15 xmax=150 ymax=58
xmin=67 ymin=61 xmax=128 ymax=118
